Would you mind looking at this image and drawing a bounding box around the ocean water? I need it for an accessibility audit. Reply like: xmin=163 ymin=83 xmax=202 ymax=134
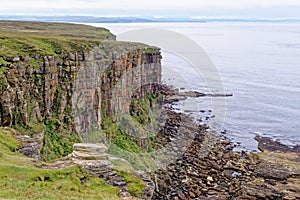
xmin=87 ymin=22 xmax=300 ymax=150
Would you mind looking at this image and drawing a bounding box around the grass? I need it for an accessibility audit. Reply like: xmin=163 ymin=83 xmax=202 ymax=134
xmin=0 ymin=57 xmax=10 ymax=65
xmin=0 ymin=33 xmax=100 ymax=58
xmin=0 ymin=127 xmax=22 ymax=152
xmin=102 ymin=117 xmax=143 ymax=154
xmin=0 ymin=21 xmax=155 ymax=60
xmin=143 ymin=47 xmax=161 ymax=54
xmin=11 ymin=119 xmax=80 ymax=162
xmin=100 ymin=93 xmax=164 ymax=171
xmin=12 ymin=121 xmax=45 ymax=138
xmin=41 ymin=119 xmax=81 ymax=161
xmin=116 ymin=170 xmax=146 ymax=197
xmin=0 ymin=21 xmax=114 ymax=40
xmin=130 ymin=97 xmax=152 ymax=125
xmin=130 ymin=93 xmax=161 ymax=127
xmin=108 ymin=143 xmax=161 ymax=172
xmin=0 ymin=127 xmax=121 ymax=200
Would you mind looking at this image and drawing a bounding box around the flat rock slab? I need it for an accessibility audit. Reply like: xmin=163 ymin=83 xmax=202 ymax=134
xmin=71 ymin=151 xmax=110 ymax=160
xmin=73 ymin=143 xmax=108 ymax=153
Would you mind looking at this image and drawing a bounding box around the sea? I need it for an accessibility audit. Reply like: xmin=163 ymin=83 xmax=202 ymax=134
xmin=85 ymin=22 xmax=300 ymax=151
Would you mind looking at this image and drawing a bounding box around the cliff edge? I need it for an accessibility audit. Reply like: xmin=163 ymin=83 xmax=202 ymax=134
xmin=0 ymin=21 xmax=161 ymax=161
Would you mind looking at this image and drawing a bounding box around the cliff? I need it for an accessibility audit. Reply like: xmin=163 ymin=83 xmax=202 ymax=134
xmin=0 ymin=21 xmax=161 ymax=160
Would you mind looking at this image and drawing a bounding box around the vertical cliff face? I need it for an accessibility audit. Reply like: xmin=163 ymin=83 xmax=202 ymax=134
xmin=101 ymin=49 xmax=162 ymax=119
xmin=0 ymin=54 xmax=77 ymax=128
xmin=0 ymin=43 xmax=161 ymax=142
xmin=71 ymin=44 xmax=161 ymax=136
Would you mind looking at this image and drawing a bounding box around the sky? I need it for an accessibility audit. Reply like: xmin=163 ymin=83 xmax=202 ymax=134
xmin=1 ymin=0 xmax=300 ymax=19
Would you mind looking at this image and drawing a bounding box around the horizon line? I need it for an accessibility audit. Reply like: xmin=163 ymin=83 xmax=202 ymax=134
xmin=1 ymin=15 xmax=300 ymax=23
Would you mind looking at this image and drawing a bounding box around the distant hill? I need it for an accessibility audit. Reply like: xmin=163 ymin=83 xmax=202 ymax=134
xmin=0 ymin=15 xmax=205 ymax=23
xmin=0 ymin=15 xmax=300 ymax=23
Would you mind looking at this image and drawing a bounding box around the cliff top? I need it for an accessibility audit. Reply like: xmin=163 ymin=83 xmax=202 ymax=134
xmin=0 ymin=21 xmax=158 ymax=61
xmin=0 ymin=20 xmax=114 ymax=40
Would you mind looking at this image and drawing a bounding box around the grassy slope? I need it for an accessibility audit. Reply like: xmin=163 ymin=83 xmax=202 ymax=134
xmin=0 ymin=128 xmax=120 ymax=200
xmin=0 ymin=20 xmax=116 ymax=59
xmin=0 ymin=20 xmax=155 ymax=59
xmin=0 ymin=21 xmax=114 ymax=40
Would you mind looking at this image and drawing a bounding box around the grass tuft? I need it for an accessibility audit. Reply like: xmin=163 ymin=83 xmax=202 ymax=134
xmin=116 ymin=170 xmax=146 ymax=197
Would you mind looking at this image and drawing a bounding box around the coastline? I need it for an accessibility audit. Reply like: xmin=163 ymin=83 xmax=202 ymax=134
xmin=150 ymin=84 xmax=300 ymax=199
xmin=0 ymin=21 xmax=299 ymax=199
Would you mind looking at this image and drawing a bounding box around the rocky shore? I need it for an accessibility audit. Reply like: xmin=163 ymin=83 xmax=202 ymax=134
xmin=148 ymin=85 xmax=300 ymax=200
xmin=152 ymin=123 xmax=300 ymax=199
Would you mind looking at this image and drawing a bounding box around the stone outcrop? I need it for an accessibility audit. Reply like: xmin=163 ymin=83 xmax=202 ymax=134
xmin=16 ymin=135 xmax=41 ymax=159
xmin=70 ymin=143 xmax=130 ymax=197
xmin=70 ymin=143 xmax=154 ymax=199
xmin=0 ymin=127 xmax=42 ymax=159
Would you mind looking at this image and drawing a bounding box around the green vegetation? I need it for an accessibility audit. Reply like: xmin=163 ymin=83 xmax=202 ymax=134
xmin=28 ymin=120 xmax=45 ymax=134
xmin=0 ymin=20 xmax=114 ymax=40
xmin=130 ymin=97 xmax=152 ymax=125
xmin=0 ymin=57 xmax=10 ymax=66
xmin=11 ymin=118 xmax=80 ymax=162
xmin=0 ymin=21 xmax=152 ymax=61
xmin=143 ymin=47 xmax=160 ymax=54
xmin=0 ymin=128 xmax=22 ymax=152
xmin=12 ymin=121 xmax=45 ymax=138
xmin=112 ymin=130 xmax=143 ymax=153
xmin=0 ymin=128 xmax=120 ymax=200
xmin=108 ymin=143 xmax=159 ymax=172
xmin=102 ymin=93 xmax=161 ymax=154
xmin=116 ymin=170 xmax=146 ymax=197
xmin=41 ymin=119 xmax=80 ymax=161
xmin=102 ymin=117 xmax=142 ymax=153
xmin=0 ymin=21 xmax=113 ymax=68
xmin=0 ymin=34 xmax=98 ymax=59
xmin=0 ymin=70 xmax=6 ymax=96
xmin=130 ymin=93 xmax=161 ymax=125
xmin=101 ymin=93 xmax=163 ymax=171
xmin=0 ymin=21 xmax=118 ymax=162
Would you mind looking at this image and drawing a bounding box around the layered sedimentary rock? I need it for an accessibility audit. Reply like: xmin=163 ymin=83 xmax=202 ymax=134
xmin=0 ymin=44 xmax=161 ymax=136
xmin=70 ymin=143 xmax=155 ymax=199
xmin=73 ymin=45 xmax=161 ymax=135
